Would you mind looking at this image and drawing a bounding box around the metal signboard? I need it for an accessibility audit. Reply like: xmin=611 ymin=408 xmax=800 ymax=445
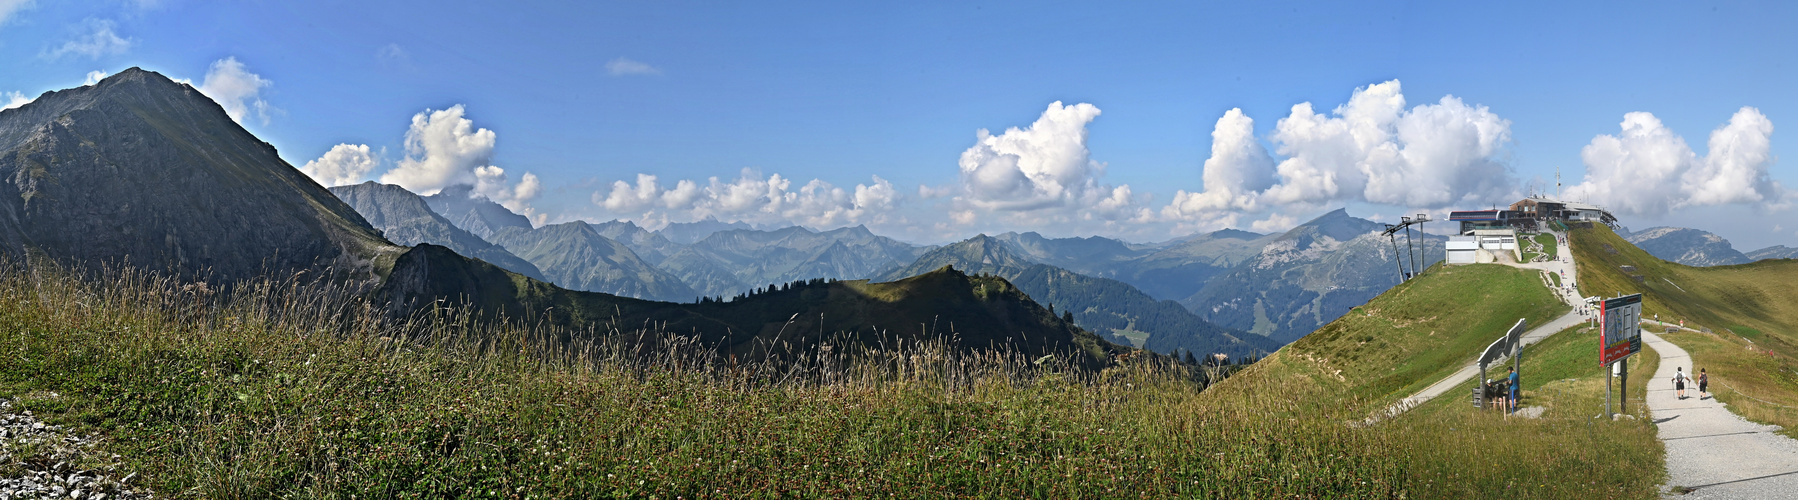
xmin=1600 ymin=294 xmax=1643 ymax=365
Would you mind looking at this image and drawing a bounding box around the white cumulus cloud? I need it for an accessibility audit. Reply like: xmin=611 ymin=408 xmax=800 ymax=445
xmin=1158 ymin=80 xmax=1517 ymax=233
xmin=1565 ymin=107 xmax=1784 ymax=215
xmin=42 ymin=18 xmax=131 ymax=60
xmin=197 ymin=57 xmax=276 ymax=125
xmin=958 ymin=101 xmax=1104 ymax=211
xmin=299 ymin=144 xmax=379 ymax=187
xmin=380 ymin=105 xmax=496 ymax=193
xmin=606 ymin=57 xmax=661 ymax=76
xmin=593 ymin=169 xmax=901 ymax=228
xmin=84 ymin=70 xmax=107 ymax=85
xmin=1163 ymin=108 xmax=1276 ymax=223
xmin=377 ymin=105 xmax=542 ymax=215
xmin=1260 ymin=80 xmax=1514 ymax=208
xmin=945 ymin=101 xmax=1150 ymax=230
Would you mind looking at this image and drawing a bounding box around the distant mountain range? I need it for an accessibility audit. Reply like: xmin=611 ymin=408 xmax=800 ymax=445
xmin=13 ymin=69 xmax=1599 ymax=363
xmin=1100 ymin=229 xmax=1276 ymax=301
xmin=488 ymin=221 xmax=699 ymax=302
xmin=329 ymin=169 xmax=1446 ymax=352
xmin=422 ymin=185 xmax=533 ymax=241
xmin=887 ymin=210 xmax=1444 ymax=348
xmin=1749 ymin=246 xmax=1798 ymax=261
xmin=1625 ymin=226 xmax=1752 ymax=267
xmin=1184 ymin=209 xmax=1442 ymax=344
xmin=330 ymin=182 xmax=545 ymax=280
xmin=0 ymin=68 xmax=1130 ymax=367
xmin=877 ymin=235 xmax=1278 ymax=358
xmin=656 ymin=217 xmax=755 ymax=245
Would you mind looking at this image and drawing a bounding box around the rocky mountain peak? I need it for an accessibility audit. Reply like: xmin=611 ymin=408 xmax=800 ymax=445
xmin=0 ymin=67 xmax=398 ymax=283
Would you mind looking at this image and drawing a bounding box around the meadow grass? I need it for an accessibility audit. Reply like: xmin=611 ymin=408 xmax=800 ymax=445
xmin=1570 ymin=225 xmax=1798 ymax=437
xmin=0 ymin=262 xmax=1661 ymax=498
xmin=1239 ymin=264 xmax=1569 ymax=414
xmin=1407 ymin=324 xmax=1661 ymax=420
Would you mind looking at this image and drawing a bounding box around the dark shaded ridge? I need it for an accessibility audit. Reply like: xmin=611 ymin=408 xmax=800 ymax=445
xmin=380 ymin=246 xmax=1124 ymax=368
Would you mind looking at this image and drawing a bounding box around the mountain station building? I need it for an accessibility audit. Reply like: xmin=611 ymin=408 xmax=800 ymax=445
xmin=1444 ymin=196 xmax=1616 ymax=265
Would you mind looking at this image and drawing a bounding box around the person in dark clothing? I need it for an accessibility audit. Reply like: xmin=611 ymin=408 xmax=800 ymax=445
xmin=1698 ymin=368 xmax=1710 ymax=399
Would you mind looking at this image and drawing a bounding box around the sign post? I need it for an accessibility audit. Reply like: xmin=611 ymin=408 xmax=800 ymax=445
xmin=1600 ymin=294 xmax=1644 ymax=418
xmin=1476 ymin=319 xmax=1529 ymax=409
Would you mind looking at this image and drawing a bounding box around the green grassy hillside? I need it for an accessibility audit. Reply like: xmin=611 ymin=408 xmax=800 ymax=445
xmin=0 ymin=261 xmax=1662 ymax=497
xmin=1570 ymin=225 xmax=1798 ymax=434
xmin=1214 ymin=263 xmax=1570 ymax=413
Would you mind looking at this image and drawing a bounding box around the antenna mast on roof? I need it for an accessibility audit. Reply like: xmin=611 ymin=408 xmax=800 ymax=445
xmin=1556 ymin=166 xmax=1562 ymax=200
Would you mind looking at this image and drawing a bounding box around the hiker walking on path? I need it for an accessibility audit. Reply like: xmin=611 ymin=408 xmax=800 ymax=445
xmin=1699 ymin=368 xmax=1710 ymax=399
xmin=1675 ymin=367 xmax=1689 ymax=400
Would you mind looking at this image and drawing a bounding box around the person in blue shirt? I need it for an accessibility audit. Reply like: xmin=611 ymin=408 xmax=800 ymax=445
xmin=1507 ymin=366 xmax=1520 ymax=413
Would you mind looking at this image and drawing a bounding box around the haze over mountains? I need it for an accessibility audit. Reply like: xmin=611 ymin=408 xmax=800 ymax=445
xmin=0 ymin=67 xmax=1122 ymax=364
xmin=345 ymin=171 xmax=1442 ymax=354
xmin=1185 ymin=209 xmax=1443 ymax=344
xmin=1625 ymin=226 xmax=1798 ymax=267
xmin=331 ymin=182 xmax=544 ymax=280
xmin=31 ymin=68 xmax=1776 ymax=363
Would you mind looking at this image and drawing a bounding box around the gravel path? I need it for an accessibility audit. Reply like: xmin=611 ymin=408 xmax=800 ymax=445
xmin=1644 ymin=332 xmax=1798 ymax=499
xmin=0 ymin=399 xmax=153 ymax=500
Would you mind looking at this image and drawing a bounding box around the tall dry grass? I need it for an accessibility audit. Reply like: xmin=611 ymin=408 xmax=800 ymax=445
xmin=0 ymin=260 xmax=1660 ymax=498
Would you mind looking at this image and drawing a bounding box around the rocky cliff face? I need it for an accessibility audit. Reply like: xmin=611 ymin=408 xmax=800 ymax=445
xmin=329 ymin=181 xmax=544 ymax=280
xmin=422 ymin=185 xmax=533 ymax=241
xmin=0 ymin=68 xmax=399 ymax=283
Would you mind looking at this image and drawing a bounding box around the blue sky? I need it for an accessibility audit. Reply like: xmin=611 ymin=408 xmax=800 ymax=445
xmin=3 ymin=1 xmax=1795 ymax=249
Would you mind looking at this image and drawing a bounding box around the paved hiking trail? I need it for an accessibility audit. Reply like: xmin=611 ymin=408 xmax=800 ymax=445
xmin=1377 ymin=229 xmax=1589 ymax=418
xmin=1364 ymin=228 xmax=1798 ymax=496
xmin=1644 ymin=331 xmax=1798 ymax=498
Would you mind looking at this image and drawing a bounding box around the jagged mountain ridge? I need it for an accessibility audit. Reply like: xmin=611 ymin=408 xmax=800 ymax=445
xmin=655 ymin=216 xmax=754 ymax=245
xmin=487 ymin=221 xmax=698 ymax=302
xmin=1184 ymin=208 xmax=1444 ymax=345
xmin=422 ymin=185 xmax=533 ymax=241
xmin=1626 ymin=226 xmax=1752 ymax=267
xmin=668 ymin=225 xmax=930 ymax=298
xmin=330 ymin=181 xmax=545 ymax=280
xmin=591 ymin=219 xmax=684 ymax=266
xmin=1748 ymin=245 xmax=1798 ymax=261
xmin=987 ymin=231 xmax=1146 ymax=275
xmin=1102 ymin=229 xmax=1276 ymax=301
xmin=0 ymin=67 xmax=399 ymax=283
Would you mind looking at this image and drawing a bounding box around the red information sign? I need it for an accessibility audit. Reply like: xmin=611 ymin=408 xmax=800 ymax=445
xmin=1600 ymin=294 xmax=1643 ymax=365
